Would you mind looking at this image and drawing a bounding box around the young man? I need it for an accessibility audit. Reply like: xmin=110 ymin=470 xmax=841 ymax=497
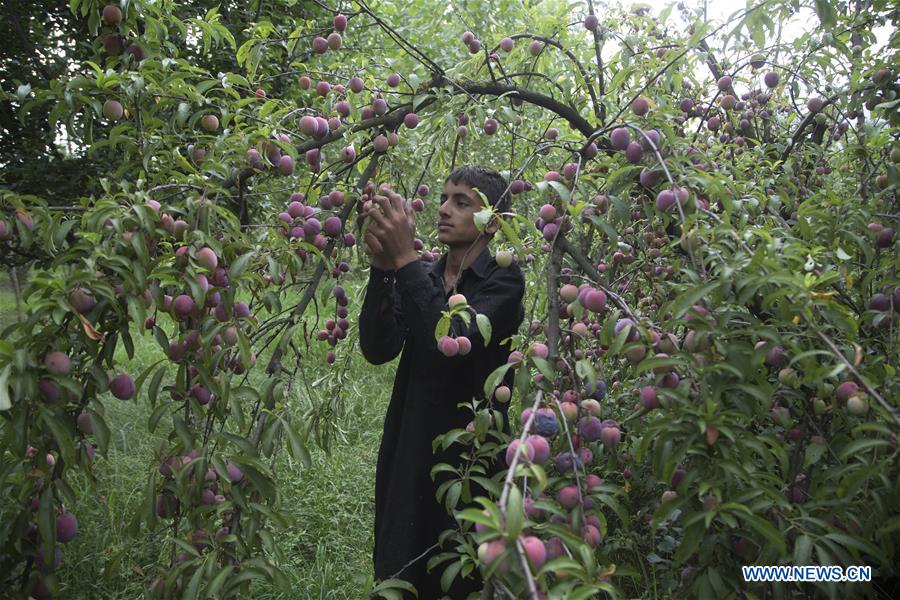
xmin=358 ymin=165 xmax=525 ymax=599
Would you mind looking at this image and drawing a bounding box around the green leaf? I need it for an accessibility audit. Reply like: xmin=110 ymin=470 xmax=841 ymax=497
xmin=593 ymin=493 xmax=631 ymax=528
xmin=476 ymin=313 xmax=492 ymax=346
xmin=228 ymin=251 xmax=254 ymax=280
xmin=667 ymin=281 xmax=719 ymax=320
xmin=440 ymin=560 xmax=462 ymax=594
xmin=473 ymin=209 xmax=492 ymax=231
xmin=505 ymin=485 xmax=523 ymax=540
xmin=435 ymin=314 xmax=449 ymax=341
xmin=531 ymin=356 xmax=555 ymax=381
xmin=40 ymin=406 xmax=75 ymax=467
xmin=803 ymin=443 xmax=827 ymax=468
xmin=635 ymin=355 xmax=685 ymax=375
xmin=814 ymin=0 xmax=837 ymax=28
xmin=184 ymin=560 xmax=205 ymax=600
xmin=89 ymin=408 xmax=111 ymax=457
xmin=483 ymin=362 xmax=512 ymax=399
xmin=794 ymin=534 xmax=812 ymax=565
xmin=546 ymin=181 xmax=572 ymax=203
xmin=839 ymin=438 xmax=889 ymax=461
xmin=739 ymin=513 xmax=786 ymax=554
xmin=823 ymin=532 xmax=887 ymax=563
xmin=148 ymin=400 xmax=174 ymax=434
xmin=205 ymin=564 xmax=235 ymax=597
xmin=280 ymin=416 xmax=311 ymax=468
xmin=674 ymin=522 xmax=704 ymax=564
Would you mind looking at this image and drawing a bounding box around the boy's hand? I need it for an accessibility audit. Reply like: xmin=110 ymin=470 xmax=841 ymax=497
xmin=356 ymin=191 xmax=395 ymax=271
xmin=366 ymin=185 xmax=418 ymax=270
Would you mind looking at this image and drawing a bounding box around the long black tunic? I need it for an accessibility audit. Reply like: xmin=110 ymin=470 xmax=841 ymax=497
xmin=359 ymin=247 xmax=525 ymax=599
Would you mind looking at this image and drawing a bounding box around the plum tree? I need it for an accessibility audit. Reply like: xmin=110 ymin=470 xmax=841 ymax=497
xmin=2 ymin=2 xmax=897 ymax=599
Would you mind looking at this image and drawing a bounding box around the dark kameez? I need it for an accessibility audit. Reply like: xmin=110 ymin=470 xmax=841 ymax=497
xmin=359 ymin=247 xmax=525 ymax=599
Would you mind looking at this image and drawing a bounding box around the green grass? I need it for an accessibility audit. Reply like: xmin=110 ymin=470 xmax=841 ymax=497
xmin=1 ymin=270 xmax=400 ymax=598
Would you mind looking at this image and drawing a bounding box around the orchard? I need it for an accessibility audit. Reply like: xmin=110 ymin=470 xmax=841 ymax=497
xmin=1 ymin=0 xmax=898 ymax=599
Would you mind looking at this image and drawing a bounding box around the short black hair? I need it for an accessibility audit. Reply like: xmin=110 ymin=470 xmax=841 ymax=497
xmin=445 ymin=165 xmax=512 ymax=213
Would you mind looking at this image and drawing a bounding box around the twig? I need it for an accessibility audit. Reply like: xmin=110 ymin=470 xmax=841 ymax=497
xmin=806 ymin=315 xmax=899 ymax=427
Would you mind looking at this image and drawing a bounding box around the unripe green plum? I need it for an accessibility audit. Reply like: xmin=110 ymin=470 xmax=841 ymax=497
xmin=813 ymin=398 xmax=827 ymax=415
xmin=494 ymin=385 xmax=511 ymax=403
xmin=580 ymin=398 xmax=601 ymax=416
xmin=847 ymin=395 xmax=868 ymax=416
xmin=778 ymin=367 xmax=799 ymax=388
xmin=495 ymin=250 xmax=513 ymax=267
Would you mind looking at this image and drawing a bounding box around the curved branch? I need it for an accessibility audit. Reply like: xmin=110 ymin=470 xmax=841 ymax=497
xmin=557 ymin=235 xmax=638 ymax=322
xmin=442 ymin=77 xmax=596 ymax=138
xmin=504 ymin=34 xmax=602 ymax=122
xmin=779 ymin=93 xmax=840 ymax=164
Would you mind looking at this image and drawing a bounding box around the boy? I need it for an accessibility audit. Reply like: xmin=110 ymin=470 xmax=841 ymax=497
xmin=358 ymin=165 xmax=525 ymax=599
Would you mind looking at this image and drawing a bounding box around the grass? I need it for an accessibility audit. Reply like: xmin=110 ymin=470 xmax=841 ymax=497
xmin=1 ymin=270 xmax=400 ymax=598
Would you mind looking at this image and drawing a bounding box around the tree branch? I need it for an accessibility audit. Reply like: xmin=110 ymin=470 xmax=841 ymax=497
xmin=557 ymin=235 xmax=638 ymax=322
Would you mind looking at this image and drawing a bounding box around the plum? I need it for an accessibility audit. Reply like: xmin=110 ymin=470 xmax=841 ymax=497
xmin=56 ymin=512 xmax=78 ymax=542
xmin=312 ymin=36 xmax=328 ymax=53
xmin=102 ymin=99 xmax=123 ymax=121
xmin=200 ymin=114 xmax=219 ymax=132
xmin=521 ymin=536 xmax=547 ymax=570
xmin=610 ymin=127 xmax=630 ymax=151
xmin=631 ymin=97 xmax=650 ymax=116
xmin=44 ymin=352 xmax=71 ymax=376
xmin=557 ymin=485 xmax=580 ymax=509
xmin=109 ymin=373 xmax=135 ymax=400
xmin=102 ymin=4 xmax=123 ymax=26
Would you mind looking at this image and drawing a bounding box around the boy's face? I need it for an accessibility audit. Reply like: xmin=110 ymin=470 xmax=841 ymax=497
xmin=437 ymin=179 xmax=488 ymax=248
